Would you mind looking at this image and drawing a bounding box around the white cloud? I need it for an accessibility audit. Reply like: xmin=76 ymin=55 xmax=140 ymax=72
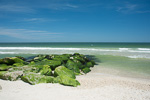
xmin=22 ymin=18 xmax=59 ymax=22
xmin=116 ymin=3 xmax=139 ymax=13
xmin=0 ymin=28 xmax=62 ymax=40
xmin=65 ymin=4 xmax=79 ymax=8
xmin=0 ymin=4 xmax=34 ymax=13
xmin=116 ymin=3 xmax=138 ymax=13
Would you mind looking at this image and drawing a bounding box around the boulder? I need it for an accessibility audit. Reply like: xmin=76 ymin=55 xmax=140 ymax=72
xmin=65 ymin=60 xmax=80 ymax=73
xmin=53 ymin=76 xmax=61 ymax=83
xmin=33 ymin=55 xmax=46 ymax=62
xmin=71 ymin=55 xmax=86 ymax=64
xmin=54 ymin=66 xmax=75 ymax=79
xmin=91 ymin=60 xmax=96 ymax=65
xmin=0 ymin=64 xmax=12 ymax=71
xmin=72 ymin=59 xmax=84 ymax=69
xmin=15 ymin=56 xmax=26 ymax=61
xmin=45 ymin=55 xmax=52 ymax=60
xmin=21 ymin=72 xmax=53 ymax=85
xmin=62 ymin=54 xmax=72 ymax=58
xmin=58 ymin=75 xmax=80 ymax=87
xmin=0 ymin=58 xmax=15 ymax=65
xmin=81 ymin=67 xmax=91 ymax=74
xmin=0 ymin=71 xmax=7 ymax=79
xmin=52 ymin=55 xmax=69 ymax=63
xmin=86 ymin=62 xmax=94 ymax=67
xmin=73 ymin=53 xmax=80 ymax=56
xmin=8 ymin=65 xmax=39 ymax=73
xmin=47 ymin=60 xmax=62 ymax=70
xmin=13 ymin=63 xmax=24 ymax=67
xmin=39 ymin=65 xmax=52 ymax=76
xmin=0 ymin=71 xmax=23 ymax=81
xmin=11 ymin=57 xmax=24 ymax=63
xmin=33 ymin=60 xmax=62 ymax=70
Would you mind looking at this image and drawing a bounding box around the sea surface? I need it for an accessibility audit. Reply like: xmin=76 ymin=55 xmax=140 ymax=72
xmin=0 ymin=42 xmax=150 ymax=79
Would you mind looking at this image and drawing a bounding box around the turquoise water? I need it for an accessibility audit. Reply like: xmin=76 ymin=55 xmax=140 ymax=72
xmin=0 ymin=42 xmax=150 ymax=79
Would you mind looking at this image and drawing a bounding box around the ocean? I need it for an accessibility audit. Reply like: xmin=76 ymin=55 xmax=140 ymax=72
xmin=0 ymin=42 xmax=150 ymax=79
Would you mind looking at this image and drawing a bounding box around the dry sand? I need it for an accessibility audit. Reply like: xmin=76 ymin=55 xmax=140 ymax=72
xmin=0 ymin=66 xmax=150 ymax=100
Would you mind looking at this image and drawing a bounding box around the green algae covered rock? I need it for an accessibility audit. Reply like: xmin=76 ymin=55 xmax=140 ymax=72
xmin=72 ymin=59 xmax=84 ymax=69
xmin=15 ymin=56 xmax=26 ymax=61
xmin=53 ymin=76 xmax=61 ymax=83
xmin=33 ymin=55 xmax=47 ymax=62
xmin=11 ymin=57 xmax=24 ymax=63
xmin=58 ymin=75 xmax=80 ymax=87
xmin=0 ymin=58 xmax=15 ymax=65
xmin=39 ymin=65 xmax=52 ymax=76
xmin=8 ymin=65 xmax=37 ymax=72
xmin=13 ymin=63 xmax=24 ymax=67
xmin=0 ymin=57 xmax=25 ymax=65
xmin=0 ymin=71 xmax=23 ymax=81
xmin=86 ymin=62 xmax=94 ymax=68
xmin=54 ymin=66 xmax=80 ymax=87
xmin=81 ymin=67 xmax=91 ymax=74
xmin=21 ymin=72 xmax=53 ymax=85
xmin=0 ymin=71 xmax=8 ymax=79
xmin=53 ymin=76 xmax=80 ymax=87
xmin=71 ymin=55 xmax=86 ymax=64
xmin=65 ymin=60 xmax=80 ymax=73
xmin=33 ymin=60 xmax=62 ymax=70
xmin=54 ymin=66 xmax=75 ymax=79
xmin=0 ymin=64 xmax=12 ymax=71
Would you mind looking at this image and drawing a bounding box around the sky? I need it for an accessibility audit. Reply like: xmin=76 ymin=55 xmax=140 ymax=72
xmin=0 ymin=0 xmax=150 ymax=42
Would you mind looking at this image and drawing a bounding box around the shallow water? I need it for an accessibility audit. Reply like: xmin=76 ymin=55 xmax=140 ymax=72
xmin=94 ymin=55 xmax=150 ymax=79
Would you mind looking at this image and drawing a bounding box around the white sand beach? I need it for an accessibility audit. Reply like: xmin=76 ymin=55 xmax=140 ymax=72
xmin=0 ymin=66 xmax=150 ymax=100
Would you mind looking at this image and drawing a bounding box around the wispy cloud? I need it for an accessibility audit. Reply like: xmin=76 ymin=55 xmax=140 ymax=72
xmin=65 ymin=4 xmax=79 ymax=8
xmin=0 ymin=4 xmax=35 ymax=13
xmin=22 ymin=18 xmax=60 ymax=22
xmin=0 ymin=3 xmax=79 ymax=15
xmin=43 ymin=3 xmax=79 ymax=10
xmin=0 ymin=28 xmax=62 ymax=40
xmin=116 ymin=3 xmax=138 ymax=13
xmin=136 ymin=10 xmax=150 ymax=13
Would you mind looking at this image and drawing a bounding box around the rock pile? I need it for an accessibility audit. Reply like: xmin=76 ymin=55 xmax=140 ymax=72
xmin=0 ymin=53 xmax=95 ymax=87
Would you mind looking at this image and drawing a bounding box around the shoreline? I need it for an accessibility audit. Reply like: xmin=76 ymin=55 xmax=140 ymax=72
xmin=1 ymin=65 xmax=150 ymax=100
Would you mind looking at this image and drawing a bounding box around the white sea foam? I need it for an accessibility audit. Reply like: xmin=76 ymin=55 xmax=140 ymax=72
xmin=0 ymin=52 xmax=17 ymax=54
xmin=0 ymin=47 xmax=150 ymax=58
xmin=0 ymin=47 xmax=119 ymax=51
xmin=119 ymin=48 xmax=129 ymax=51
xmin=138 ymin=48 xmax=150 ymax=51
xmin=127 ymin=55 xmax=150 ymax=59
xmin=128 ymin=50 xmax=150 ymax=53
xmin=0 ymin=47 xmax=81 ymax=50
xmin=0 ymin=47 xmax=129 ymax=51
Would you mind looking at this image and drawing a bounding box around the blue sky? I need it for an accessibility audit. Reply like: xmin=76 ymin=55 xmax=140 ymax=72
xmin=0 ymin=0 xmax=150 ymax=42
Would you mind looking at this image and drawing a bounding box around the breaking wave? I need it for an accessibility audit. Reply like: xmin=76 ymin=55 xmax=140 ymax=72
xmin=0 ymin=47 xmax=150 ymax=58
